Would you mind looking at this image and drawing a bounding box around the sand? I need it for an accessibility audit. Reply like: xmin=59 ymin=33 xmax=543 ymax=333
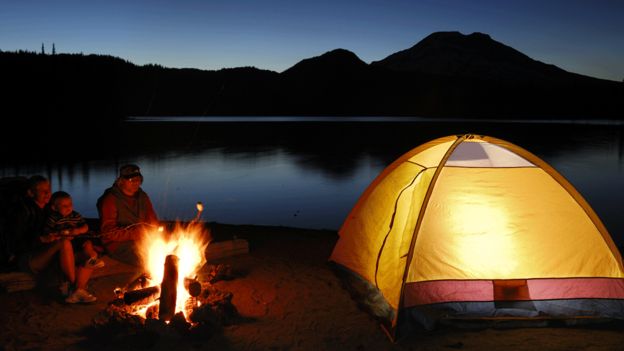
xmin=1 ymin=223 xmax=624 ymax=351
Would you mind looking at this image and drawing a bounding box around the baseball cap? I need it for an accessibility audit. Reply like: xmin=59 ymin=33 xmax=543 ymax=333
xmin=119 ymin=164 xmax=143 ymax=179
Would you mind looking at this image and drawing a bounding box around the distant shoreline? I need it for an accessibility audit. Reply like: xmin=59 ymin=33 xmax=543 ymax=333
xmin=126 ymin=116 xmax=624 ymax=126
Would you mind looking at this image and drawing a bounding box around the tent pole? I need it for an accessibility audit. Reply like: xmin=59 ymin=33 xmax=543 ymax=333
xmin=392 ymin=134 xmax=468 ymax=339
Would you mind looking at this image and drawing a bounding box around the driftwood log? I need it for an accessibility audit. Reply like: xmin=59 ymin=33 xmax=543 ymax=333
xmin=205 ymin=239 xmax=249 ymax=262
xmin=0 ymin=271 xmax=36 ymax=293
xmin=159 ymin=254 xmax=179 ymax=322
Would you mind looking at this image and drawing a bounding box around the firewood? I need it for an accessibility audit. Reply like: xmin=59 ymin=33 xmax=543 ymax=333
xmin=169 ymin=311 xmax=191 ymax=335
xmin=146 ymin=304 xmax=159 ymax=320
xmin=159 ymin=254 xmax=179 ymax=322
xmin=191 ymin=285 xmax=241 ymax=326
xmin=184 ymin=277 xmax=202 ymax=297
xmin=205 ymin=263 xmax=235 ymax=283
xmin=125 ymin=273 xmax=150 ymax=291
xmin=122 ymin=286 xmax=160 ymax=306
xmin=94 ymin=303 xmax=145 ymax=329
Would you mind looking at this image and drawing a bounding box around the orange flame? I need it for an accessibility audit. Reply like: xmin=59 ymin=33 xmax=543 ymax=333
xmin=136 ymin=222 xmax=211 ymax=319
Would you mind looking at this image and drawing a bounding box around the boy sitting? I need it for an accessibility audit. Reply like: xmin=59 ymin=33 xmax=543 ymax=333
xmin=45 ymin=191 xmax=104 ymax=303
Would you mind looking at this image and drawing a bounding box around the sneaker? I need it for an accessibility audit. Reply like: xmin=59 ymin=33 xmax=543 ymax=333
xmin=85 ymin=257 xmax=105 ymax=269
xmin=65 ymin=288 xmax=97 ymax=304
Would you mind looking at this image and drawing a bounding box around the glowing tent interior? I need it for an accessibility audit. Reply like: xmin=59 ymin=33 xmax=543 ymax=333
xmin=330 ymin=134 xmax=624 ymax=338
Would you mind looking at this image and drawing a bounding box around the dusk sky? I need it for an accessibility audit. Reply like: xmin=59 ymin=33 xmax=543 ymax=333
xmin=1 ymin=0 xmax=623 ymax=81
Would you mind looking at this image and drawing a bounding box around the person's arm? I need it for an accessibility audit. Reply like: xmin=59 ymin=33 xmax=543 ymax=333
xmin=99 ymin=194 xmax=133 ymax=242
xmin=39 ymin=232 xmax=60 ymax=243
xmin=69 ymin=212 xmax=88 ymax=236
xmin=99 ymin=195 xmax=120 ymax=234
xmin=41 ymin=215 xmax=61 ymax=242
xmin=99 ymin=194 xmax=141 ymax=242
xmin=43 ymin=214 xmax=56 ymax=234
xmin=70 ymin=223 xmax=88 ymax=235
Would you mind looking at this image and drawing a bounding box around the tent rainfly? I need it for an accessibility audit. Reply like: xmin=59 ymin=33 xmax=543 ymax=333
xmin=330 ymin=134 xmax=624 ymax=338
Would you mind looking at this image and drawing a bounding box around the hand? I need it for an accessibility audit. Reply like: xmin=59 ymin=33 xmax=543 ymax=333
xmin=41 ymin=233 xmax=60 ymax=243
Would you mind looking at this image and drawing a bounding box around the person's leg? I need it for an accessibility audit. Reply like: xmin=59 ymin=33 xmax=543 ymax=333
xmin=74 ymin=266 xmax=92 ymax=290
xmin=65 ymin=243 xmax=97 ymax=303
xmin=57 ymin=239 xmax=76 ymax=284
xmin=28 ymin=241 xmax=63 ymax=273
xmin=73 ymin=241 xmax=94 ymax=290
xmin=82 ymin=240 xmax=98 ymax=258
xmin=80 ymin=239 xmax=105 ymax=270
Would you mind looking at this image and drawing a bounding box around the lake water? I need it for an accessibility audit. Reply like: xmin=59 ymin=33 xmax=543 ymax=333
xmin=1 ymin=117 xmax=623 ymax=244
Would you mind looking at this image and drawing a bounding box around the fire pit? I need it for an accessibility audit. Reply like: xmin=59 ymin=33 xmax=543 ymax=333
xmin=94 ymin=221 xmax=242 ymax=339
xmin=134 ymin=222 xmax=209 ymax=320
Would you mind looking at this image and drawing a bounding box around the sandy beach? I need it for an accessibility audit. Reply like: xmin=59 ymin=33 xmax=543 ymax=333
xmin=1 ymin=223 xmax=624 ymax=351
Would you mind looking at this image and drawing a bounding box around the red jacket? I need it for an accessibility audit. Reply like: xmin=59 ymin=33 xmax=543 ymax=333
xmin=96 ymin=185 xmax=158 ymax=246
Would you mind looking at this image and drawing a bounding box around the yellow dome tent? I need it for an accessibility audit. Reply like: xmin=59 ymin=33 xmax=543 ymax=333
xmin=330 ymin=134 xmax=624 ymax=337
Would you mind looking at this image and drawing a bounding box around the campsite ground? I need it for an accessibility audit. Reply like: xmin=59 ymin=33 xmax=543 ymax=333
xmin=1 ymin=223 xmax=624 ymax=351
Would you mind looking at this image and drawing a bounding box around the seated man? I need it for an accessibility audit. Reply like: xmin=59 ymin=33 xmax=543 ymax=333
xmin=96 ymin=164 xmax=159 ymax=265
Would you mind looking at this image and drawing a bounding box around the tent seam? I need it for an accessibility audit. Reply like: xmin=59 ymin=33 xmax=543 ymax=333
xmin=406 ymin=161 xmax=428 ymax=169
xmin=373 ymin=168 xmax=426 ymax=287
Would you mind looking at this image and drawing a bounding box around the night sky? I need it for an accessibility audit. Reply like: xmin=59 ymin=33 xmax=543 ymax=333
xmin=1 ymin=0 xmax=623 ymax=81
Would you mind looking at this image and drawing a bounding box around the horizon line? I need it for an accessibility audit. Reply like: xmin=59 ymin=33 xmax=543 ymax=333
xmin=1 ymin=45 xmax=621 ymax=83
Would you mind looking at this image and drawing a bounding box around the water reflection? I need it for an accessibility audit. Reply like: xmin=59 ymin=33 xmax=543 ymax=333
xmin=0 ymin=119 xmax=622 ymax=245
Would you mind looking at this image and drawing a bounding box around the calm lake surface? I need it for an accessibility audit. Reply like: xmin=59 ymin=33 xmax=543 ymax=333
xmin=1 ymin=117 xmax=623 ymax=244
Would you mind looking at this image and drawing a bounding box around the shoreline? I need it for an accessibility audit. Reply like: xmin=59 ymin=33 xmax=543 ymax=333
xmin=3 ymin=223 xmax=624 ymax=350
xmin=127 ymin=116 xmax=624 ymax=126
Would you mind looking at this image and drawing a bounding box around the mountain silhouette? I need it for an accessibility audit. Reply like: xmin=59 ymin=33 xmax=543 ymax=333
xmin=1 ymin=31 xmax=622 ymax=123
xmin=372 ymin=31 xmax=575 ymax=82
xmin=277 ymin=49 xmax=383 ymax=115
xmin=283 ymin=49 xmax=369 ymax=77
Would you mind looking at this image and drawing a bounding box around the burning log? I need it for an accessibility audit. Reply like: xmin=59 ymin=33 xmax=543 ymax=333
xmin=184 ymin=277 xmax=202 ymax=297
xmin=125 ymin=273 xmax=150 ymax=291
xmin=123 ymin=286 xmax=160 ymax=306
xmin=159 ymin=254 xmax=179 ymax=322
xmin=146 ymin=304 xmax=159 ymax=320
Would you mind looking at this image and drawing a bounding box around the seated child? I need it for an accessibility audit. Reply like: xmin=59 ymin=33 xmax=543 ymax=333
xmin=46 ymin=191 xmax=105 ymax=270
xmin=45 ymin=191 xmax=104 ymax=303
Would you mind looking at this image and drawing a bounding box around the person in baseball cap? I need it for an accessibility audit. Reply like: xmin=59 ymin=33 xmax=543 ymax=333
xmin=118 ymin=164 xmax=143 ymax=181
xmin=96 ymin=163 xmax=158 ymax=266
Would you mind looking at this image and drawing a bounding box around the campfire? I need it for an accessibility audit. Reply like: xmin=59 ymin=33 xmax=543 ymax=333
xmin=124 ymin=221 xmax=210 ymax=322
xmin=95 ymin=215 xmax=243 ymax=338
